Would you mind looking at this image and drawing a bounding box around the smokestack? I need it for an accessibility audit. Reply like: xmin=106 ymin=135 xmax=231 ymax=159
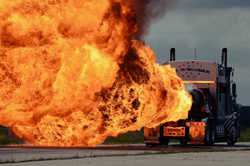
xmin=221 ymin=48 xmax=227 ymax=68
xmin=170 ymin=48 xmax=176 ymax=61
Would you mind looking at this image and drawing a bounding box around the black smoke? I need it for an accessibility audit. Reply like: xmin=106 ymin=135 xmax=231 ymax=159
xmin=127 ymin=0 xmax=177 ymax=39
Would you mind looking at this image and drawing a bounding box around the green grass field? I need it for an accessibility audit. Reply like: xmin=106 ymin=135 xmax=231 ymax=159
xmin=239 ymin=126 xmax=250 ymax=142
xmin=0 ymin=127 xmax=23 ymax=145
xmin=104 ymin=130 xmax=144 ymax=144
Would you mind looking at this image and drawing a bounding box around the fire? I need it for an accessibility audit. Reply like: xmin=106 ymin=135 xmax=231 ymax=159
xmin=0 ymin=0 xmax=192 ymax=146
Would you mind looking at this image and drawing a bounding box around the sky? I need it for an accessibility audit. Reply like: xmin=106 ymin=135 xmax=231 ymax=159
xmin=145 ymin=0 xmax=250 ymax=105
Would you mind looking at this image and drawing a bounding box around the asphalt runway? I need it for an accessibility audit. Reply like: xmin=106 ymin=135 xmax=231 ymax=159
xmin=4 ymin=151 xmax=250 ymax=166
xmin=1 ymin=142 xmax=250 ymax=164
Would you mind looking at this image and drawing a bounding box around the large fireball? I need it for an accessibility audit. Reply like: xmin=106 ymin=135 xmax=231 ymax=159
xmin=0 ymin=0 xmax=191 ymax=146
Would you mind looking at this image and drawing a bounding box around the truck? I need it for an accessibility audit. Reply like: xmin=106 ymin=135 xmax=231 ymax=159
xmin=144 ymin=48 xmax=240 ymax=146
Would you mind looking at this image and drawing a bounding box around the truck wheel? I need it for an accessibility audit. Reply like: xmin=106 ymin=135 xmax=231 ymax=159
xmin=205 ymin=126 xmax=210 ymax=145
xmin=179 ymin=139 xmax=188 ymax=145
xmin=210 ymin=129 xmax=215 ymax=146
xmin=145 ymin=143 xmax=156 ymax=147
xmin=159 ymin=138 xmax=169 ymax=145
xmin=226 ymin=126 xmax=237 ymax=146
xmin=205 ymin=127 xmax=215 ymax=146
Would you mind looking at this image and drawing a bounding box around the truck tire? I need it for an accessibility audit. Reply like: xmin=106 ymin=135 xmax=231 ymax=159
xmin=205 ymin=126 xmax=215 ymax=146
xmin=179 ymin=139 xmax=188 ymax=145
xmin=225 ymin=118 xmax=237 ymax=146
xmin=145 ymin=143 xmax=156 ymax=147
xmin=159 ymin=138 xmax=169 ymax=145
xmin=210 ymin=129 xmax=215 ymax=145
xmin=226 ymin=126 xmax=237 ymax=146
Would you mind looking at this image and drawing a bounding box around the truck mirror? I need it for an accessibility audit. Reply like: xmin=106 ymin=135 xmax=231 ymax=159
xmin=232 ymin=83 xmax=237 ymax=97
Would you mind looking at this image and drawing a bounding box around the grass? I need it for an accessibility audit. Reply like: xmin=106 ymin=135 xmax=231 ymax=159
xmin=239 ymin=126 xmax=250 ymax=142
xmin=0 ymin=126 xmax=23 ymax=145
xmin=103 ymin=130 xmax=144 ymax=144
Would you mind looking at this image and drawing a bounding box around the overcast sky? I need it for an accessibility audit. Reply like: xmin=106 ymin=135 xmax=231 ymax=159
xmin=146 ymin=0 xmax=250 ymax=105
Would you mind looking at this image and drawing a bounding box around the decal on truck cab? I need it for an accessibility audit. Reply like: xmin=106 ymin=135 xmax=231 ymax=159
xmin=180 ymin=68 xmax=210 ymax=74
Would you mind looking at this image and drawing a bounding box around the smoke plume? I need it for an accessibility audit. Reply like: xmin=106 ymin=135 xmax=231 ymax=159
xmin=128 ymin=0 xmax=178 ymax=38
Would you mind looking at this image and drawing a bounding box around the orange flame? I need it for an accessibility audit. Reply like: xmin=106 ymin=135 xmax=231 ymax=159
xmin=0 ymin=0 xmax=192 ymax=146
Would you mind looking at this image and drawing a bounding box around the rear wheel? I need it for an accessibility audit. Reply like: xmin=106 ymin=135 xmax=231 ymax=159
xmin=159 ymin=138 xmax=169 ymax=145
xmin=205 ymin=126 xmax=215 ymax=146
xmin=226 ymin=126 xmax=237 ymax=146
xmin=145 ymin=143 xmax=156 ymax=147
xmin=179 ymin=139 xmax=188 ymax=145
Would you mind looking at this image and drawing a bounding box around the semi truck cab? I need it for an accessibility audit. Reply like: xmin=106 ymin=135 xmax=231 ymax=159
xmin=144 ymin=48 xmax=240 ymax=146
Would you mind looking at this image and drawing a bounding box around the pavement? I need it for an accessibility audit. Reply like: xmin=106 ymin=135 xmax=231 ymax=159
xmin=3 ymin=151 xmax=250 ymax=166
xmin=0 ymin=142 xmax=250 ymax=165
